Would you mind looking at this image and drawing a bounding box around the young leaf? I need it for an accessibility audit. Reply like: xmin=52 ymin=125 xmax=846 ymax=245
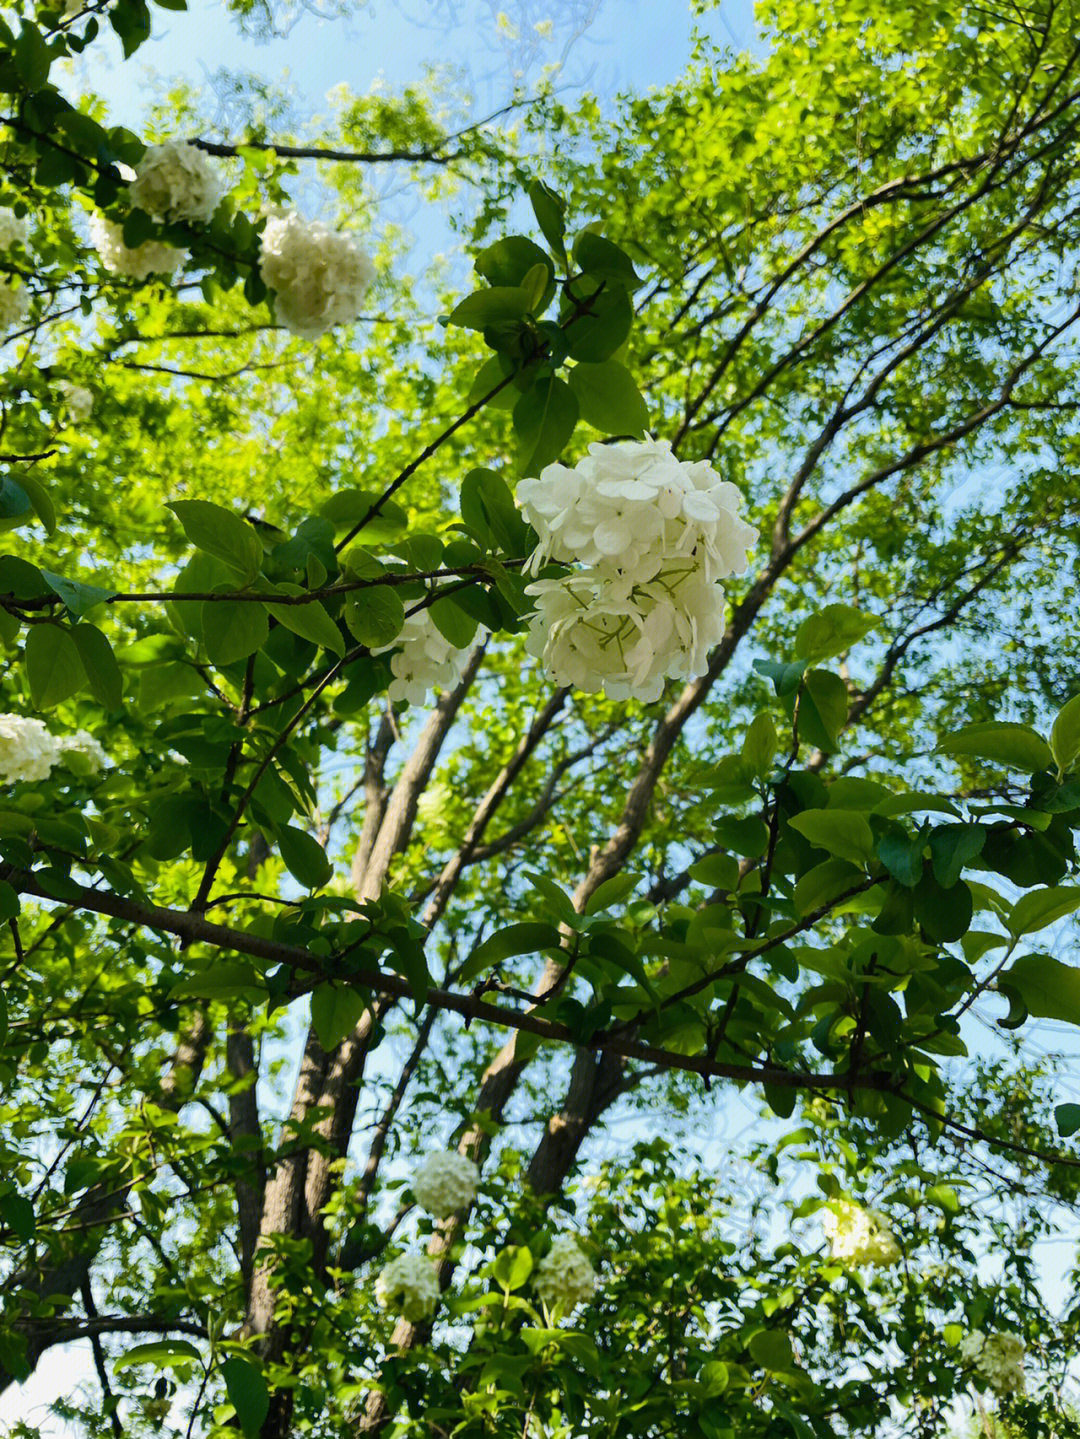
xmin=794 ymin=604 xmax=878 ymax=664
xmin=787 ymin=810 xmax=874 ymax=866
xmin=936 ymin=721 xmax=1053 ymax=774
xmin=1006 ymin=885 xmax=1080 ymax=936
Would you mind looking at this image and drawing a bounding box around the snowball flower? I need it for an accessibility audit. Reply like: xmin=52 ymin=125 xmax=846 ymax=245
xmin=57 ymin=381 xmax=94 ymax=423
xmin=372 ymin=609 xmax=479 ymax=707
xmin=259 ymin=210 xmax=375 ymax=339
xmin=0 ymin=209 xmax=28 ymax=249
xmin=822 ymin=1199 xmax=901 ymax=1268
xmin=411 ymin=1151 xmax=479 ymax=1219
xmin=129 ymin=140 xmax=222 ymax=225
xmin=960 ymin=1329 xmax=1025 ymax=1396
xmin=0 ymin=714 xmax=61 ymax=783
xmin=375 ymin=1252 xmax=440 ymax=1322
xmin=533 ymin=1234 xmax=596 ymax=1312
xmin=58 ymin=730 xmax=108 ymax=774
xmin=89 ymin=215 xmax=186 ymax=280
xmin=0 ymin=278 xmax=29 ymax=333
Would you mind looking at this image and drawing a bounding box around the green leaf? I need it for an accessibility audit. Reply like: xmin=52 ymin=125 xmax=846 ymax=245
xmin=114 ymin=1340 xmax=202 ymax=1372
xmin=201 ymin=600 xmax=269 ymax=666
xmin=787 ymin=810 xmax=873 ymax=866
xmin=793 ymin=859 xmax=863 ymax=917
xmin=264 ymin=595 xmax=345 ymax=657
xmin=169 ymin=964 xmax=268 ymax=1003
xmin=459 ymin=921 xmax=563 ymax=984
xmin=310 ymin=983 xmax=367 ymax=1050
xmin=688 ymin=852 xmax=741 ymax=891
xmin=528 ymin=180 xmax=567 ymax=260
xmin=459 ymin=468 xmax=531 ymax=554
xmin=713 ymin=815 xmax=769 ymax=858
xmin=69 ymin=623 xmax=123 ymax=711
xmin=937 ymin=720 xmax=1053 ymax=774
xmin=567 ymin=360 xmax=649 ymax=436
xmin=1003 ymin=953 xmax=1080 ymax=1025
xmin=0 ymin=1192 xmax=34 ymax=1241
xmin=871 ymin=878 xmax=915 ymax=935
xmin=475 ymin=236 xmax=553 ymax=289
xmin=876 ymin=831 xmax=925 ymax=888
xmin=320 ymin=490 xmax=408 ymax=542
xmin=16 ymin=475 xmax=54 ymax=535
xmin=794 ymin=604 xmax=878 ymax=664
xmin=514 ymin=377 xmax=579 ymax=476
xmin=222 ymin=1357 xmax=269 ymax=1439
xmin=574 ymin=230 xmax=642 ymax=289
xmin=1051 ymin=694 xmax=1080 ymax=774
xmin=40 ymin=571 xmax=114 ymax=617
xmin=14 ymin=22 xmax=50 ymax=91
xmin=277 ymin=825 xmax=333 ymax=889
xmin=749 ymin=1330 xmax=795 ymax=1372
xmin=0 ymin=554 xmax=49 ymax=600
xmin=24 ymin=624 xmax=86 ymax=709
xmin=447 ymin=286 xmax=532 ymax=330
xmin=1055 ymin=1103 xmax=1080 ymax=1138
xmin=565 ymin=282 xmax=633 ymax=362
xmin=167 ymin=501 xmax=262 ymax=583
xmin=741 ymin=712 xmax=778 ymax=777
xmin=796 ymin=669 xmax=848 ymax=753
xmin=929 ymin=824 xmax=986 ymax=889
xmin=429 ymin=594 xmax=478 ymax=649
xmin=913 ymin=872 xmax=973 ymax=943
xmin=344 ymin=587 xmax=405 ymax=649
xmin=1006 ymin=885 xmax=1080 ymax=936
xmin=0 ymin=477 xmax=30 ymax=522
xmin=492 ymin=1245 xmax=534 ymax=1292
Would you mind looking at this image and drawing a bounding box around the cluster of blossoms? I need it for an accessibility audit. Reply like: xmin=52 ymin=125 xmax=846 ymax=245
xmin=0 ymin=208 xmax=29 ymax=250
xmin=373 ymin=609 xmax=479 ymax=706
xmin=56 ymin=381 xmax=94 ymax=423
xmin=533 ymin=1234 xmax=596 ymax=1312
xmin=375 ymin=1252 xmax=440 ymax=1322
xmin=129 ymin=140 xmax=222 ymax=225
xmin=89 ymin=214 xmax=185 ymax=280
xmin=0 ymin=715 xmax=108 ymax=784
xmin=519 ymin=438 xmax=757 ymax=702
xmin=259 ymin=210 xmax=375 ymax=339
xmin=960 ymin=1329 xmax=1026 ymax=1396
xmin=411 ymin=1151 xmax=479 ymax=1219
xmin=822 ymin=1199 xmax=901 ymax=1268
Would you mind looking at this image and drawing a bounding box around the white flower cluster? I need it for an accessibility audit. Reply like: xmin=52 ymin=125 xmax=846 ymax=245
xmin=373 ymin=609 xmax=478 ymax=707
xmin=0 ymin=715 xmax=107 ymax=784
xmin=0 ymin=279 xmax=29 ymax=334
xmin=519 ymin=439 xmax=757 ymax=702
xmin=822 ymin=1199 xmax=901 ymax=1268
xmin=411 ymin=1151 xmax=479 ymax=1219
xmin=0 ymin=208 xmax=28 ymax=249
xmin=129 ymin=140 xmax=222 ymax=225
xmin=960 ymin=1329 xmax=1025 ymax=1396
xmin=533 ymin=1234 xmax=596 ymax=1312
xmin=89 ymin=214 xmax=186 ymax=280
xmin=57 ymin=381 xmax=94 ymax=423
xmin=375 ymin=1252 xmax=440 ymax=1322
xmin=259 ymin=210 xmax=376 ymax=339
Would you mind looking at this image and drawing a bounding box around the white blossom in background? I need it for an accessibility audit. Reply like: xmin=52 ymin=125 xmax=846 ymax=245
xmin=373 ymin=609 xmax=478 ymax=707
xmin=518 ymin=438 xmax=756 ymax=701
xmin=58 ymin=730 xmax=108 ymax=774
xmin=57 ymin=381 xmax=94 ymax=423
xmin=822 ymin=1199 xmax=901 ymax=1268
xmin=0 ymin=715 xmax=61 ymax=783
xmin=259 ymin=210 xmax=375 ymax=339
xmin=411 ymin=1151 xmax=479 ymax=1219
xmin=0 ymin=209 xmax=29 ymax=249
xmin=533 ymin=1234 xmax=596 ymax=1313
xmin=960 ymin=1329 xmax=1026 ymax=1396
xmin=89 ymin=215 xmax=186 ymax=280
xmin=129 ymin=140 xmax=222 ymax=225
xmin=0 ymin=278 xmax=29 ymax=333
xmin=375 ymin=1253 xmax=440 ymax=1322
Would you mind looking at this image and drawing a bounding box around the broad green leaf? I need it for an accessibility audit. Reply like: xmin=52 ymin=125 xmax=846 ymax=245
xmin=310 ymin=983 xmax=366 ymax=1050
xmin=794 ymin=604 xmax=878 ymax=664
xmin=429 ymin=594 xmax=478 ymax=649
xmin=492 ymin=1245 xmax=534 ymax=1292
xmin=167 ymin=500 xmax=262 ymax=583
xmin=565 ymin=282 xmax=633 ymax=362
xmin=876 ymin=831 xmax=925 ymax=887
xmin=567 ymin=360 xmax=649 ymax=436
xmin=913 ymin=872 xmax=972 ymax=943
xmin=0 ymin=1192 xmax=34 ymax=1240
xmin=937 ymin=720 xmax=1053 ymax=774
xmin=742 ymin=712 xmax=778 ymax=777
xmin=201 ymin=600 xmax=269 ymax=666
xmin=714 ymin=815 xmax=769 ymax=858
xmin=1004 ymin=953 xmax=1080 ymax=1025
xmin=688 ymin=852 xmax=741 ymax=891
xmin=278 ymin=825 xmax=333 ymax=889
xmin=475 ymin=236 xmax=553 ymax=289
xmin=41 ymin=572 xmax=114 ymax=616
xmin=222 ymin=1357 xmax=269 ymax=1439
xmin=344 ymin=587 xmax=405 ymax=650
xmin=1055 ymin=1103 xmax=1080 ymax=1138
xmin=447 ymin=286 xmax=532 ymax=330
xmin=169 ymin=964 xmax=268 ymax=1003
xmin=460 ymin=467 xmax=532 ymax=554
xmin=827 ymin=777 xmax=892 ymax=810
xmin=1006 ymin=885 xmax=1080 ymax=936
xmin=459 ymin=921 xmax=563 ymax=984
xmin=1051 ymin=694 xmax=1080 ymax=774
xmin=264 ymin=594 xmax=345 ymax=657
xmin=928 ymin=824 xmax=986 ymax=889
xmin=528 ymin=179 xmax=567 ymax=259
xmin=749 ymin=1330 xmax=795 ymax=1372
xmin=796 ymin=669 xmax=848 ymax=752
xmin=574 ymin=230 xmax=643 ymax=289
xmin=514 ymin=376 xmax=579 ymax=475
xmin=114 ymin=1340 xmax=202 ymax=1372
xmin=25 ymin=624 xmax=86 ymax=709
xmin=793 ymin=859 xmax=863 ymax=917
xmin=787 ymin=810 xmax=873 ymax=865
xmin=70 ymin=623 xmax=123 ymax=711
xmin=320 ymin=491 xmax=408 ymax=542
